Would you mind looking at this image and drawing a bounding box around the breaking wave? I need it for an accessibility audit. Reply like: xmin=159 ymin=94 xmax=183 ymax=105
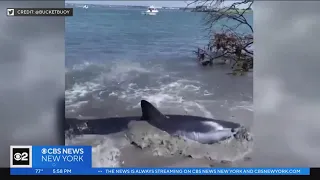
xmin=65 ymin=60 xmax=253 ymax=167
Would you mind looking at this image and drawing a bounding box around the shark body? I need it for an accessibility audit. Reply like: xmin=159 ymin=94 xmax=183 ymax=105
xmin=65 ymin=100 xmax=242 ymax=144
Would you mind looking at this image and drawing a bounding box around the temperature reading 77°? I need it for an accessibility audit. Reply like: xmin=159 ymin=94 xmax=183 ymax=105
xmin=35 ymin=169 xmax=43 ymax=174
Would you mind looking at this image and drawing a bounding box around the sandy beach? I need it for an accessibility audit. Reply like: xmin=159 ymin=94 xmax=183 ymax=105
xmin=67 ymin=137 xmax=251 ymax=168
xmin=66 ymin=120 xmax=253 ymax=167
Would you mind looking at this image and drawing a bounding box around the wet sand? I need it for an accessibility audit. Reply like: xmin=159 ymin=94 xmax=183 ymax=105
xmin=120 ymin=145 xmax=233 ymax=167
xmin=67 ymin=120 xmax=253 ymax=168
xmin=67 ymin=135 xmax=253 ymax=167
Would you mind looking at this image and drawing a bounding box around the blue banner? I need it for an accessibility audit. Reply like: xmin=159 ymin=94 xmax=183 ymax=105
xmin=32 ymin=146 xmax=92 ymax=168
xmin=11 ymin=168 xmax=310 ymax=175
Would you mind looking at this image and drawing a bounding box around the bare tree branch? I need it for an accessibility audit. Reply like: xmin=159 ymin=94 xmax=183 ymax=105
xmin=191 ymin=0 xmax=253 ymax=72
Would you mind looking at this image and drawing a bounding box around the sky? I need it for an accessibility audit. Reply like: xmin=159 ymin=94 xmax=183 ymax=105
xmin=68 ymin=1 xmax=250 ymax=8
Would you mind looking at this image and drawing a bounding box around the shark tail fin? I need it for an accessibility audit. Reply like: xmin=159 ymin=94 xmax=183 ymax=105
xmin=140 ymin=100 xmax=167 ymax=123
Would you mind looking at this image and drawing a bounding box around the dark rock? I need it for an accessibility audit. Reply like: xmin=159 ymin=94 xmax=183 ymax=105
xmin=220 ymin=160 xmax=232 ymax=164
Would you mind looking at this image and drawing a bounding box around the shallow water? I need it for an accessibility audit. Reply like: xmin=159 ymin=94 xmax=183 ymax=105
xmin=65 ymin=5 xmax=253 ymax=167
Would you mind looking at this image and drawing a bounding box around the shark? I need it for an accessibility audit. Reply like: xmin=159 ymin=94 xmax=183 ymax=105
xmin=65 ymin=100 xmax=245 ymax=144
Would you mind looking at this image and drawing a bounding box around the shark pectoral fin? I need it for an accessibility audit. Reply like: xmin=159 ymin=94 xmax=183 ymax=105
xmin=140 ymin=100 xmax=167 ymax=123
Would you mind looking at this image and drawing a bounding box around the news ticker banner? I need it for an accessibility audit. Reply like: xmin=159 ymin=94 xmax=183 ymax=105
xmin=10 ymin=145 xmax=310 ymax=175
xmin=11 ymin=167 xmax=310 ymax=175
xmin=6 ymin=8 xmax=73 ymax=17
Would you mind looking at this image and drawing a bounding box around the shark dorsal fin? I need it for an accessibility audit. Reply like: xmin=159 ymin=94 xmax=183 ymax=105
xmin=140 ymin=100 xmax=167 ymax=123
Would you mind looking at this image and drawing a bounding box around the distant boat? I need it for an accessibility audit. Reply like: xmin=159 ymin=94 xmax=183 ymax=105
xmin=83 ymin=5 xmax=88 ymax=9
xmin=142 ymin=5 xmax=159 ymax=15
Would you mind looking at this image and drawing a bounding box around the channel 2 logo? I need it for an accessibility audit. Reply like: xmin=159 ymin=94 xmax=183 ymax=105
xmin=10 ymin=146 xmax=32 ymax=168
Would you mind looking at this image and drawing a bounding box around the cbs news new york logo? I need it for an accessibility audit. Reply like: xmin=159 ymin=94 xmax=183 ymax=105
xmin=10 ymin=146 xmax=32 ymax=168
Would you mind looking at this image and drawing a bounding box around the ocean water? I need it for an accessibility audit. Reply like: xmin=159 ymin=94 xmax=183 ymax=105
xmin=65 ymin=5 xmax=253 ymax=167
